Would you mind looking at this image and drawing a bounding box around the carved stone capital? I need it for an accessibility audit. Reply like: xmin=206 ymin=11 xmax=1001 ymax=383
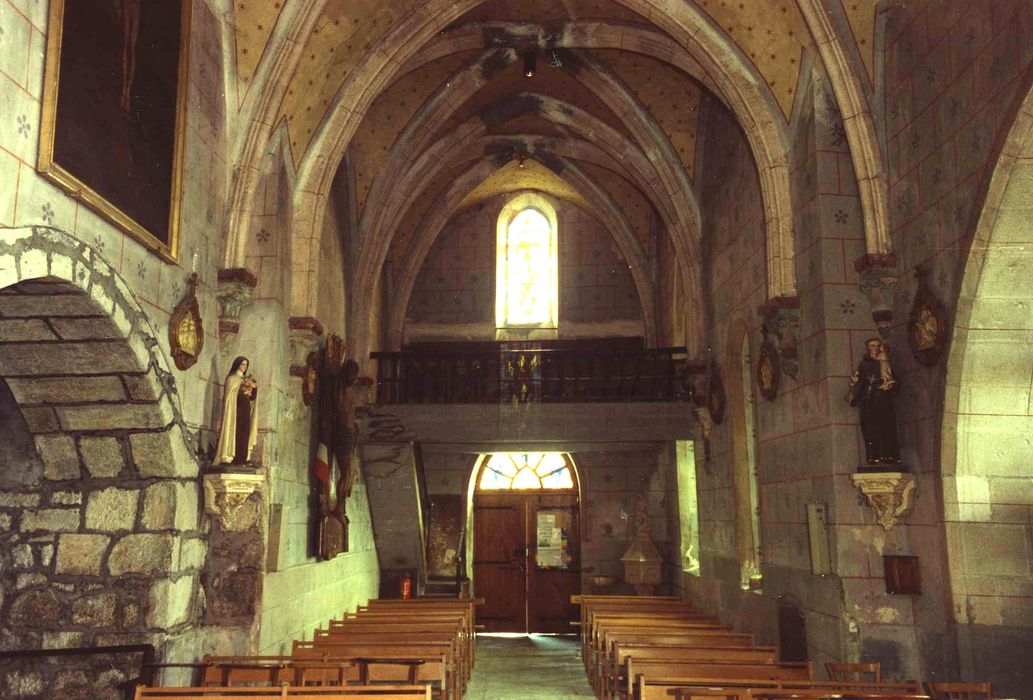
xmin=288 ymin=316 xmax=324 ymax=373
xmin=850 ymin=471 xmax=916 ymax=531
xmin=216 ymin=269 xmax=258 ymax=337
xmin=758 ymin=296 xmax=801 ymax=379
xmin=854 ymin=256 xmax=899 ymax=339
xmin=203 ymin=472 xmax=264 ymax=529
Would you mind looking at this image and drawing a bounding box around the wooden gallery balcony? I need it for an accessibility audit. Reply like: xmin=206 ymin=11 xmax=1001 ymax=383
xmin=365 ymin=341 xmax=700 ymax=445
xmin=371 ymin=341 xmax=694 ymax=405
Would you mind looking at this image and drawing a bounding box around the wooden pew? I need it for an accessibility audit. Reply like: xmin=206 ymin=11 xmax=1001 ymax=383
xmin=135 ymin=686 xmax=432 ymax=699
xmin=313 ymin=625 xmax=467 ymax=686
xmin=635 ymin=677 xmax=922 ymax=700
xmin=595 ymin=630 xmax=753 ymax=690
xmin=573 ymin=595 xmax=698 ymax=656
xmin=587 ymin=616 xmax=726 ymax=674
xmin=601 ymin=646 xmax=777 ymax=699
xmin=292 ymin=642 xmax=453 ymax=700
xmin=622 ymin=661 xmax=812 ymax=700
xmin=574 ymin=598 xmax=702 ymax=656
xmin=334 ymin=612 xmax=472 ymax=668
xmin=358 ymin=599 xmax=481 ymax=662
xmin=752 ymin=691 xmax=929 ymax=700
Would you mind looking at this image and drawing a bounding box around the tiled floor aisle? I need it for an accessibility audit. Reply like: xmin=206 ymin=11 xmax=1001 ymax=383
xmin=465 ymin=634 xmax=596 ymax=699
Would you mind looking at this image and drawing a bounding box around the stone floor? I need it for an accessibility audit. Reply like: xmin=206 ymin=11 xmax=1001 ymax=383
xmin=465 ymin=634 xmax=596 ymax=699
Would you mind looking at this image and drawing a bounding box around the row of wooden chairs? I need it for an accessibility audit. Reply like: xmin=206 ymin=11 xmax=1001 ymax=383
xmin=572 ymin=595 xmax=992 ymax=700
xmin=135 ymin=598 xmax=481 ymax=700
xmin=823 ymin=666 xmax=992 ymax=700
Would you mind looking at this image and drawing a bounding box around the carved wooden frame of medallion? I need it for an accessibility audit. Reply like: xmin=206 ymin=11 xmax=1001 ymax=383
xmin=169 ymin=272 xmax=204 ymax=370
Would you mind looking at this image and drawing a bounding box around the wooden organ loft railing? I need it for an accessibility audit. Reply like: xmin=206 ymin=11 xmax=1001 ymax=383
xmin=371 ymin=340 xmax=700 ymax=404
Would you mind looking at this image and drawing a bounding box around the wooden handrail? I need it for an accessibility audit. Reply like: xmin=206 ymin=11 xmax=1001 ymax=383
xmin=372 ymin=345 xmax=699 ymax=404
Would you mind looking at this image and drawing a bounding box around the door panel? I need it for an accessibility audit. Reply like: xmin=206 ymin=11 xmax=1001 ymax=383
xmin=529 ymin=494 xmax=580 ymax=633
xmin=473 ymin=494 xmax=526 ymax=632
xmin=473 ymin=491 xmax=581 ymax=634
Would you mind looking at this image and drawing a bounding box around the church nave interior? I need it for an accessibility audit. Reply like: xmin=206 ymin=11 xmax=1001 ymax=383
xmin=1 ymin=0 xmax=1033 ymax=698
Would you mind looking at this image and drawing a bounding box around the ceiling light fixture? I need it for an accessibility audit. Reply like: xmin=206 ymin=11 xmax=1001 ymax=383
xmin=523 ymin=51 xmax=536 ymax=78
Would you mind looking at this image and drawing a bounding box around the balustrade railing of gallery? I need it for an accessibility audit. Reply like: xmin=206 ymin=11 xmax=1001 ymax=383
xmin=370 ymin=345 xmax=695 ymax=404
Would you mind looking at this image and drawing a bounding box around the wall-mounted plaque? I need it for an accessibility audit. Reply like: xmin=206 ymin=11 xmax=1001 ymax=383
xmin=907 ymin=267 xmax=948 ymax=367
xmin=302 ymin=351 xmax=319 ymax=407
xmin=707 ymin=366 xmax=725 ymax=425
xmin=169 ymin=273 xmax=203 ymax=370
xmin=756 ymin=339 xmax=780 ymax=401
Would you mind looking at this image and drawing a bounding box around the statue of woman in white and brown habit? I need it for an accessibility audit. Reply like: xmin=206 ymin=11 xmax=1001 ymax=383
xmin=215 ymin=356 xmax=258 ymax=466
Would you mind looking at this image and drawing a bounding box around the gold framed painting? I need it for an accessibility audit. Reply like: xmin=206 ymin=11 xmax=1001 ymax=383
xmin=38 ymin=0 xmax=192 ymax=262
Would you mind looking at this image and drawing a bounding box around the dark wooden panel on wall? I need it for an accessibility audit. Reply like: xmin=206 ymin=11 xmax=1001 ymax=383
xmin=427 ymin=495 xmax=464 ymax=578
xmin=884 ymin=555 xmax=921 ymax=595
xmin=778 ymin=602 xmax=809 ymax=662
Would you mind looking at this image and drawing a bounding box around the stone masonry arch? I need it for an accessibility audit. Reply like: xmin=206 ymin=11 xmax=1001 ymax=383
xmin=939 ymin=72 xmax=1033 ymax=688
xmin=0 ymin=226 xmax=202 ymax=694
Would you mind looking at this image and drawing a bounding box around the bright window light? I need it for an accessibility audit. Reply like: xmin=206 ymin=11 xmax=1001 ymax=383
xmin=478 ymin=452 xmax=575 ymax=491
xmin=496 ymin=194 xmax=558 ymax=329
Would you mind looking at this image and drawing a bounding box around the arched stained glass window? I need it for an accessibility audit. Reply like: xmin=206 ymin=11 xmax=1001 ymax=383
xmin=478 ymin=452 xmax=575 ymax=491
xmin=496 ymin=194 xmax=559 ymax=330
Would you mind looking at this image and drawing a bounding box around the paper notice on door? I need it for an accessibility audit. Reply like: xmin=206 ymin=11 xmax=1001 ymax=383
xmin=536 ymin=513 xmax=556 ymax=546
xmin=537 ymin=545 xmax=565 ymax=568
xmin=537 ymin=512 xmax=568 ymax=568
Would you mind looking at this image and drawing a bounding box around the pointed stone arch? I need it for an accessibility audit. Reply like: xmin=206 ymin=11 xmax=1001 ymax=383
xmin=939 ymin=70 xmax=1033 ymax=686
xmin=271 ymin=0 xmax=799 ymax=345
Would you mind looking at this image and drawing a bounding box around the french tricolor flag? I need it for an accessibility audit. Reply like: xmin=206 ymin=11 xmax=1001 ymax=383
xmin=314 ymin=442 xmax=331 ymax=485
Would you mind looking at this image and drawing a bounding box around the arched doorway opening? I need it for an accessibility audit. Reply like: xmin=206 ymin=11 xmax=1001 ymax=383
xmin=467 ymin=452 xmax=582 ymax=633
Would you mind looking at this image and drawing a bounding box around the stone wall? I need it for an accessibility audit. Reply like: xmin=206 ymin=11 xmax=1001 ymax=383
xmin=404 ymin=195 xmax=643 ymax=342
xmin=683 ymin=76 xmax=885 ymax=668
xmin=0 ymin=0 xmax=382 ymax=682
xmin=0 ymin=233 xmax=204 ymax=697
xmin=257 ymin=465 xmax=377 ymax=655
xmin=683 ymin=94 xmax=782 ymax=648
xmin=880 ymin=2 xmax=1033 ymax=692
xmin=574 ymin=447 xmax=679 ymax=593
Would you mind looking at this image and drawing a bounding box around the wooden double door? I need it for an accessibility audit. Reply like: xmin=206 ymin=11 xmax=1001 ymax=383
xmin=473 ymin=491 xmax=580 ymax=633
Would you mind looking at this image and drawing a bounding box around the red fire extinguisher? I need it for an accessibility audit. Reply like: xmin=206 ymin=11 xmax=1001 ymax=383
xmin=400 ymin=573 xmax=412 ymax=600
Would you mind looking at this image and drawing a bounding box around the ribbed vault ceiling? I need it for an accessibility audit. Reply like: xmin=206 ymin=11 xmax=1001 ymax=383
xmin=225 ymin=0 xmax=883 ymax=355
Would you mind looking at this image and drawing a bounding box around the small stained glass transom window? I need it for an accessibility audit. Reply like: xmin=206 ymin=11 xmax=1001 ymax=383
xmin=478 ymin=452 xmax=575 ymax=491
